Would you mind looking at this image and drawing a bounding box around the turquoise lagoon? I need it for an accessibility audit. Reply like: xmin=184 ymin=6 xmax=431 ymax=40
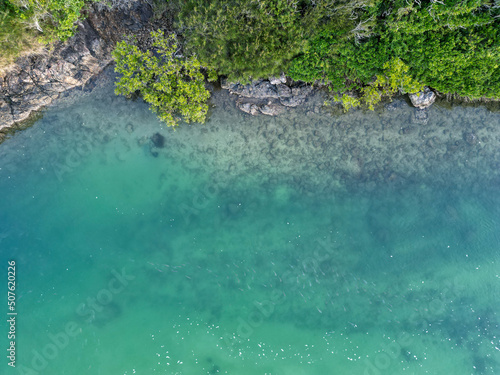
xmin=0 ymin=70 xmax=499 ymax=374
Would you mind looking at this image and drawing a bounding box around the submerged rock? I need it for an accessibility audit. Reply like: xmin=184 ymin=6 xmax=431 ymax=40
xmin=385 ymin=100 xmax=408 ymax=111
xmin=151 ymin=132 xmax=165 ymax=148
xmin=237 ymin=102 xmax=260 ymax=116
xmin=463 ymin=132 xmax=478 ymax=146
xmin=409 ymin=87 xmax=436 ymax=109
xmin=259 ymin=102 xmax=286 ymax=116
xmin=412 ymin=108 xmax=429 ymax=124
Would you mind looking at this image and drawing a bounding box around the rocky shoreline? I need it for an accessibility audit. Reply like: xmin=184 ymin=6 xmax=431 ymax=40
xmin=3 ymin=66 xmax=499 ymax=197
xmin=0 ymin=0 xmax=495 ymax=141
xmin=0 ymin=0 xmax=154 ymax=136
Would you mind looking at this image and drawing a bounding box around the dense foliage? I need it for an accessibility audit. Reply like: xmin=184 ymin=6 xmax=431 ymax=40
xmin=176 ymin=0 xmax=307 ymax=82
xmin=176 ymin=0 xmax=500 ymax=101
xmin=113 ymin=30 xmax=216 ymax=127
xmin=334 ymin=57 xmax=425 ymax=111
xmin=0 ymin=0 xmax=95 ymax=68
xmin=289 ymin=0 xmax=500 ymax=100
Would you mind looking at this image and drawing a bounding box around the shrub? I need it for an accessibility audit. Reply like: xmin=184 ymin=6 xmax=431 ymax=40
xmin=288 ymin=0 xmax=500 ymax=100
xmin=332 ymin=58 xmax=423 ymax=111
xmin=113 ymin=30 xmax=215 ymax=127
xmin=176 ymin=0 xmax=307 ymax=81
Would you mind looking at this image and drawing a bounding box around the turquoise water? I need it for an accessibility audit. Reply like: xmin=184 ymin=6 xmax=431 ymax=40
xmin=1 ymin=70 xmax=500 ymax=374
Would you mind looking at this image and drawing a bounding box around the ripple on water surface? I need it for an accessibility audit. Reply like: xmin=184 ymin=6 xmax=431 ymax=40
xmin=0 ymin=69 xmax=499 ymax=374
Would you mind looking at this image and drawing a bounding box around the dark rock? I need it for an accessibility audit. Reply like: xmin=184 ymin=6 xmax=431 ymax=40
xmin=0 ymin=0 xmax=155 ymax=130
xmin=232 ymin=81 xmax=278 ymax=99
xmin=275 ymin=83 xmax=292 ymax=98
xmin=125 ymin=122 xmax=134 ymax=133
xmin=385 ymin=171 xmax=398 ymax=181
xmin=426 ymin=137 xmax=438 ymax=148
xmin=280 ymin=96 xmax=305 ymax=107
xmin=224 ymin=78 xmax=313 ymax=115
xmin=220 ymin=78 xmax=239 ymax=91
xmin=399 ymin=126 xmax=415 ymax=135
xmin=151 ymin=132 xmax=165 ymax=148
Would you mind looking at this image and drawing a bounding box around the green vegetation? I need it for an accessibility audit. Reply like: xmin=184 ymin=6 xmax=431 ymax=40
xmin=0 ymin=2 xmax=39 ymax=68
xmin=174 ymin=0 xmax=499 ymax=105
xmin=288 ymin=0 xmax=499 ymax=101
xmin=109 ymin=0 xmax=498 ymax=123
xmin=3 ymin=0 xmax=497 ymax=125
xmin=0 ymin=0 xmax=96 ymax=68
xmin=333 ymin=58 xmax=424 ymax=111
xmin=176 ymin=0 xmax=307 ymax=82
xmin=113 ymin=30 xmax=216 ymax=127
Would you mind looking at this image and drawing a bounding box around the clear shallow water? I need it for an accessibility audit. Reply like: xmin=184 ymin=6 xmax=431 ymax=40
xmin=0 ymin=70 xmax=499 ymax=375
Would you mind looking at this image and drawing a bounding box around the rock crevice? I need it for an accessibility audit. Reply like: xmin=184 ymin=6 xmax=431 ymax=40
xmin=0 ymin=0 xmax=154 ymax=131
xmin=222 ymin=76 xmax=315 ymax=116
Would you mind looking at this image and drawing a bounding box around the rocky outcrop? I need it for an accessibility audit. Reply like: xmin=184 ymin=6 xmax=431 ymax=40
xmin=409 ymin=87 xmax=436 ymax=109
xmin=0 ymin=0 xmax=154 ymax=131
xmin=222 ymin=76 xmax=314 ymax=116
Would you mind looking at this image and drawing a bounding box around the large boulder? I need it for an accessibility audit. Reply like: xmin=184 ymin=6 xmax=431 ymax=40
xmin=269 ymin=73 xmax=287 ymax=85
xmin=409 ymin=87 xmax=436 ymax=109
xmin=223 ymin=76 xmax=313 ymax=115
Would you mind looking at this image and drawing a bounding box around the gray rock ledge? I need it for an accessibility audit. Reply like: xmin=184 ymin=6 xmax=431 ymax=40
xmin=0 ymin=0 xmax=154 ymax=132
xmin=222 ymin=77 xmax=313 ymax=116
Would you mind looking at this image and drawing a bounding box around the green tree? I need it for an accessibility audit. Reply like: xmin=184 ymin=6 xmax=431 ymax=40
xmin=176 ymin=0 xmax=307 ymax=81
xmin=333 ymin=58 xmax=424 ymax=111
xmin=289 ymin=0 xmax=500 ymax=100
xmin=113 ymin=30 xmax=215 ymax=127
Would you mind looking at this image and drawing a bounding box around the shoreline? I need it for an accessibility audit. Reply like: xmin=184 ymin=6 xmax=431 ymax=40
xmin=0 ymin=0 xmax=499 ymax=140
xmin=3 ymin=65 xmax=500 ymax=196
